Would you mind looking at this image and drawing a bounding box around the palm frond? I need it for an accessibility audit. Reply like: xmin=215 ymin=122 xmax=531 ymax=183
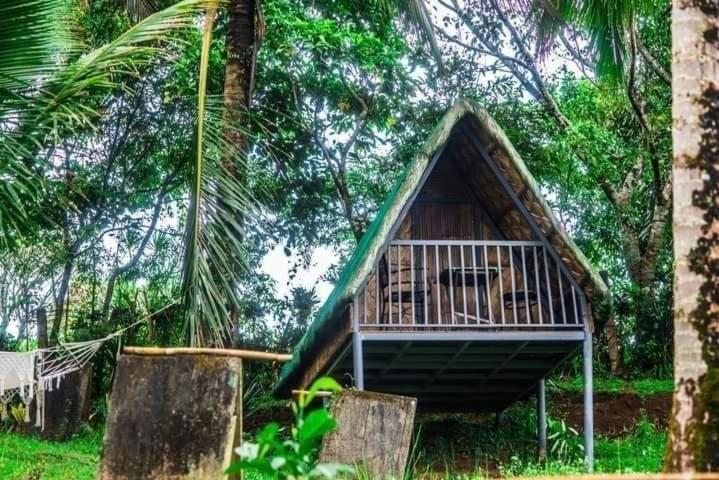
xmin=532 ymin=0 xmax=574 ymax=61
xmin=41 ymin=0 xmax=222 ymax=132
xmin=0 ymin=0 xmax=71 ymax=93
xmin=373 ymin=0 xmax=442 ymax=63
xmin=0 ymin=0 xmax=225 ymax=248
xmin=182 ymin=5 xmax=256 ymax=347
xmin=123 ymin=0 xmax=162 ymax=23
xmin=533 ymin=0 xmax=659 ymax=80
xmin=578 ymin=0 xmax=634 ymax=79
xmin=0 ymin=0 xmax=71 ymax=249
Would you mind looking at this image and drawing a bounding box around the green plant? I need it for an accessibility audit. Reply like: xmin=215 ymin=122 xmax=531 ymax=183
xmin=227 ymin=377 xmax=354 ymax=479
xmin=9 ymin=404 xmax=26 ymax=427
xmin=546 ymin=418 xmax=584 ymax=463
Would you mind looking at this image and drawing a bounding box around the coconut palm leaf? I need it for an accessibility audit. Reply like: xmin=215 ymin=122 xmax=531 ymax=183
xmin=532 ymin=0 xmax=660 ymax=79
xmin=122 ymin=0 xmax=162 ymax=22
xmin=0 ymin=1 xmax=70 ymax=93
xmin=0 ymin=0 xmax=222 ymax=247
xmin=182 ymin=4 xmax=256 ymax=347
xmin=373 ymin=0 xmax=442 ymax=62
xmin=0 ymin=0 xmax=70 ymax=248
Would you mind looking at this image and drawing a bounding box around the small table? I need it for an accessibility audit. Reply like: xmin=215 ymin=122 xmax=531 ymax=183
xmin=439 ymin=267 xmax=499 ymax=322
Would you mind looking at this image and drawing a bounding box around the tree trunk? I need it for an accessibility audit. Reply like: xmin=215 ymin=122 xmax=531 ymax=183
xmin=50 ymin=259 xmax=73 ymax=345
xmin=666 ymin=0 xmax=719 ymax=471
xmin=219 ymin=0 xmax=260 ymax=345
xmin=223 ymin=0 xmax=257 ymax=151
xmin=37 ymin=307 xmax=48 ymax=349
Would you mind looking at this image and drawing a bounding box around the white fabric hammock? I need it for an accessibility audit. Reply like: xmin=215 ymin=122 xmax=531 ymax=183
xmin=0 ymin=303 xmax=172 ymax=429
xmin=0 ymin=340 xmax=106 ymax=428
xmin=0 ymin=351 xmax=37 ymax=422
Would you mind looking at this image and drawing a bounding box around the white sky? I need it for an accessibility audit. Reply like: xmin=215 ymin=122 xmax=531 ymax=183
xmin=260 ymin=244 xmax=338 ymax=304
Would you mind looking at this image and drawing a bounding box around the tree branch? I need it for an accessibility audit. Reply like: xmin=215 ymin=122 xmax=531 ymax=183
xmin=100 ymin=174 xmax=172 ymax=324
xmin=636 ymin=36 xmax=671 ymax=86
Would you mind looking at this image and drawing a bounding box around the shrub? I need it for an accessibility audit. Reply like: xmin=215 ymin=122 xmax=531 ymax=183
xmin=227 ymin=377 xmax=354 ymax=479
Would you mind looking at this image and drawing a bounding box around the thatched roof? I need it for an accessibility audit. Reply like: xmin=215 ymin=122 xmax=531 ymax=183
xmin=275 ymin=99 xmax=609 ymax=395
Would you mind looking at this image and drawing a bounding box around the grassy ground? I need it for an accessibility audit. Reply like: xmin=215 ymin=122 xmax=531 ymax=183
xmin=548 ymin=376 xmax=673 ymax=397
xmin=0 ymin=376 xmax=670 ymax=479
xmin=0 ymin=419 xmax=665 ymax=479
xmin=0 ymin=427 xmax=101 ymax=480
xmin=414 ymin=407 xmax=666 ymax=478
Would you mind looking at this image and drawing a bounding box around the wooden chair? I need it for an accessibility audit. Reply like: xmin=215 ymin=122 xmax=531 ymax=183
xmin=378 ymin=254 xmax=431 ymax=324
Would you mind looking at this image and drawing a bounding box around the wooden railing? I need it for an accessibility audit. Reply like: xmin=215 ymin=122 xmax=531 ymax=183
xmin=353 ymin=240 xmax=584 ymax=329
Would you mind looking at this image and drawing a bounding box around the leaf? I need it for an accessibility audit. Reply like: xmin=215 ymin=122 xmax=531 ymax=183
xmin=298 ymin=409 xmax=336 ymax=444
xmin=235 ymin=442 xmax=260 ymax=460
xmin=300 ymin=376 xmax=342 ymax=409
xmin=270 ymin=456 xmax=287 ymax=470
xmin=258 ymin=422 xmax=281 ymax=444
xmin=309 ymin=463 xmax=356 ymax=478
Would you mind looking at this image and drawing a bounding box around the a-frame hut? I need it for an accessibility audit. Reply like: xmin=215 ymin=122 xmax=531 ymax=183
xmin=276 ymin=99 xmax=608 ymax=468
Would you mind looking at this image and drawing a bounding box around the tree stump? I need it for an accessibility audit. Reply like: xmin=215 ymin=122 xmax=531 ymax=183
xmin=99 ymin=353 xmax=243 ymax=480
xmin=320 ymin=390 xmax=416 ymax=479
xmin=39 ymin=366 xmax=93 ymax=440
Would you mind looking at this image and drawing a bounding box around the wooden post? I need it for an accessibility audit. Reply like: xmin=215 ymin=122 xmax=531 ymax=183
xmin=36 ymin=307 xmax=48 ymax=349
xmin=99 ymin=353 xmax=243 ymax=480
xmin=320 ymin=390 xmax=416 ymax=479
xmin=40 ymin=366 xmax=93 ymax=440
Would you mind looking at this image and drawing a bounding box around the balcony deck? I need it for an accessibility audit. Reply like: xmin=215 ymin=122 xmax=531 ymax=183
xmin=353 ymin=239 xmax=585 ymax=333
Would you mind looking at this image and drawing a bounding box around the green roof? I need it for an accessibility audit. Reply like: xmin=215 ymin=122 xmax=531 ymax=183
xmin=275 ymin=99 xmax=609 ymax=395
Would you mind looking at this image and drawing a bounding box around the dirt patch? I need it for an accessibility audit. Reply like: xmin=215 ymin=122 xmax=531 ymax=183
xmin=552 ymin=392 xmax=671 ymax=437
xmin=246 ymin=392 xmax=672 ymax=439
xmin=244 ymin=404 xmax=293 ymax=433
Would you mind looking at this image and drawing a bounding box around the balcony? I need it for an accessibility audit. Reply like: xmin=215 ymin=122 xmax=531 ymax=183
xmin=353 ymin=240 xmax=584 ymax=330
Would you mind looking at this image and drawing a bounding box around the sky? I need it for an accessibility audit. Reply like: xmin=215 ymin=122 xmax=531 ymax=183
xmin=260 ymin=244 xmax=338 ymax=304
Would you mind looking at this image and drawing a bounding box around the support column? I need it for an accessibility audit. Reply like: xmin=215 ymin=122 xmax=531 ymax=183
xmin=352 ymin=302 xmax=364 ymax=390
xmin=537 ymin=378 xmax=547 ymax=461
xmin=583 ymin=330 xmax=594 ymax=471
xmin=352 ymin=332 xmax=364 ymax=390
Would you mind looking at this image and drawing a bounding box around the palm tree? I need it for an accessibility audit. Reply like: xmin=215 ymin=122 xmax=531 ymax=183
xmin=110 ymin=0 xmax=444 ymax=346
xmin=666 ymin=0 xmax=719 ymax=471
xmin=119 ymin=0 xmax=259 ymax=346
xmin=0 ymin=0 xmax=246 ymax=345
xmin=0 ymin=0 xmax=222 ymax=245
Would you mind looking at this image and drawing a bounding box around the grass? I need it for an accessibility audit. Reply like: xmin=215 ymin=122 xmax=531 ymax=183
xmin=0 ymin=415 xmax=666 ymax=479
xmin=548 ymin=376 xmax=673 ymax=397
xmin=0 ymin=427 xmax=101 ymax=480
xmin=413 ymin=400 xmax=666 ymax=478
xmin=0 ymin=375 xmax=671 ymax=479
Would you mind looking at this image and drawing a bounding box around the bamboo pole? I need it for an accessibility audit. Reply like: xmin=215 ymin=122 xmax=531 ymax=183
xmin=123 ymin=346 xmax=292 ymax=362
xmin=291 ymin=389 xmax=333 ymax=398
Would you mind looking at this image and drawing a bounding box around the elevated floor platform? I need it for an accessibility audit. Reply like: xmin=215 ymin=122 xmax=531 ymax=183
xmin=322 ymin=328 xmax=594 ymax=469
xmin=327 ymin=330 xmax=584 ymax=413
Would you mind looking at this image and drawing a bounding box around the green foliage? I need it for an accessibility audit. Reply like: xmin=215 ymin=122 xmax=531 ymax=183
xmin=8 ymin=405 xmax=26 ymax=428
xmin=227 ymin=377 xmax=352 ymax=479
xmin=0 ymin=0 xmax=224 ymax=245
xmin=546 ymin=418 xmax=584 ymax=463
xmin=253 ymin=0 xmax=438 ymax=251
xmin=549 ymin=376 xmax=673 ymax=397
xmin=0 ymin=429 xmax=101 ymax=479
xmin=414 ymin=400 xmax=666 ymax=478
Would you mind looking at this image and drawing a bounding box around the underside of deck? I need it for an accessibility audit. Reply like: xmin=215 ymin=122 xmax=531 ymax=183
xmin=326 ymin=331 xmax=584 ymax=412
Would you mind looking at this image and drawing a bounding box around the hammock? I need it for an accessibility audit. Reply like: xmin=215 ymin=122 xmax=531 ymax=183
xmin=0 ymin=304 xmax=170 ymax=429
xmin=0 ymin=338 xmax=112 ymax=428
xmin=0 ymin=351 xmax=36 ymax=422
